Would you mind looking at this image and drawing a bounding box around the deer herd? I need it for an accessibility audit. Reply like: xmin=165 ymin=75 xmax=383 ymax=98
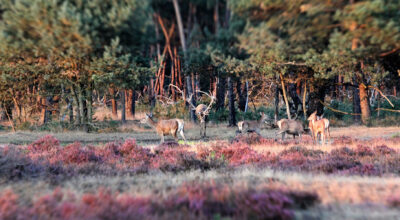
xmin=141 ymin=88 xmax=331 ymax=145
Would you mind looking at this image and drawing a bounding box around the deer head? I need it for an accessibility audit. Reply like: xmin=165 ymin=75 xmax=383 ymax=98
xmin=307 ymin=111 xmax=317 ymax=121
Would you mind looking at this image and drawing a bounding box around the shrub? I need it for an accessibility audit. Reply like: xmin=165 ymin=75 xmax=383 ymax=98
xmin=374 ymin=145 xmax=396 ymax=155
xmin=28 ymin=135 xmax=60 ymax=152
xmin=354 ymin=145 xmax=374 ymax=157
xmin=58 ymin=142 xmax=99 ymax=164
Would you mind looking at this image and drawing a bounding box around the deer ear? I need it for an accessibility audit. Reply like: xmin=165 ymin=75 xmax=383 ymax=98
xmin=259 ymin=112 xmax=263 ymax=116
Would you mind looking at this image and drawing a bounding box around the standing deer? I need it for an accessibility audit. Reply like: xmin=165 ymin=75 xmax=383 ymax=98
xmin=237 ymin=112 xmax=268 ymax=135
xmin=307 ymin=111 xmax=329 ymax=144
xmin=275 ymin=118 xmax=304 ymax=141
xmin=317 ymin=115 xmax=330 ymax=142
xmin=169 ymin=84 xmax=215 ymax=138
xmin=141 ymin=113 xmax=187 ymax=143
xmin=187 ymin=93 xmax=215 ymax=138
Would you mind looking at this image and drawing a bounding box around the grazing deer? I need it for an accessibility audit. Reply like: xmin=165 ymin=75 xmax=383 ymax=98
xmin=307 ymin=111 xmax=328 ymax=144
xmin=276 ymin=118 xmax=304 ymax=141
xmin=237 ymin=112 xmax=268 ymax=135
xmin=141 ymin=113 xmax=187 ymax=143
xmin=187 ymin=93 xmax=215 ymax=138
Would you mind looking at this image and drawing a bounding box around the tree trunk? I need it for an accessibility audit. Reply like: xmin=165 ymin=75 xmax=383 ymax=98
xmin=213 ymin=0 xmax=219 ymax=33
xmin=302 ymin=82 xmax=307 ymax=119
xmin=288 ymin=83 xmax=302 ymax=116
xmin=186 ymin=76 xmax=196 ymax=122
xmin=87 ymin=87 xmax=93 ymax=123
xmin=274 ymin=84 xmax=279 ymax=123
xmin=67 ymin=97 xmax=73 ymax=124
xmin=128 ymin=89 xmax=135 ymax=118
xmin=121 ymin=89 xmax=126 ymax=123
xmin=71 ymin=85 xmax=81 ymax=125
xmin=78 ymin=86 xmax=86 ymax=126
xmin=244 ymin=80 xmax=249 ymax=112
xmin=109 ymin=88 xmax=117 ymax=118
xmin=216 ymin=76 xmax=226 ymax=111
xmin=228 ymin=77 xmax=236 ymax=126
xmin=186 ymin=76 xmax=196 ymax=121
xmin=149 ymin=78 xmax=155 ymax=112
xmin=359 ymin=84 xmax=370 ymax=124
xmin=280 ymin=74 xmax=291 ymax=120
xmin=237 ymin=80 xmax=246 ymax=111
xmin=172 ymin=0 xmax=186 ymax=52
xmin=352 ymin=81 xmax=361 ymax=123
xmin=307 ymin=85 xmax=326 ymax=116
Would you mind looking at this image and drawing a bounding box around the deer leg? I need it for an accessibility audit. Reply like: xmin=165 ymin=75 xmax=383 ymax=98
xmin=327 ymin=127 xmax=331 ymax=144
xmin=281 ymin=132 xmax=286 ymax=141
xmin=160 ymin=134 xmax=164 ymax=143
xmin=172 ymin=130 xmax=178 ymax=142
xmin=203 ymin=122 xmax=207 ymax=138
xmin=179 ymin=130 xmax=187 ymax=143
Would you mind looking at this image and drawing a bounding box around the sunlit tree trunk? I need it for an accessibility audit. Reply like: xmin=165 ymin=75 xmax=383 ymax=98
xmin=109 ymin=87 xmax=117 ymax=118
xmin=172 ymin=0 xmax=186 ymax=52
xmin=121 ymin=89 xmax=126 ymax=123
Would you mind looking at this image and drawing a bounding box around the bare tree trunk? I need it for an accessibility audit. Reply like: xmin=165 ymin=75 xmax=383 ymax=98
xmin=87 ymin=87 xmax=93 ymax=123
xmin=78 ymin=86 xmax=86 ymax=126
xmin=121 ymin=89 xmax=126 ymax=123
xmin=237 ymin=80 xmax=246 ymax=111
xmin=213 ymin=0 xmax=219 ymax=33
xmin=359 ymin=84 xmax=370 ymax=124
xmin=216 ymin=76 xmax=226 ymax=111
xmin=228 ymin=77 xmax=236 ymax=126
xmin=71 ymin=85 xmax=81 ymax=125
xmin=274 ymin=84 xmax=279 ymax=124
xmin=67 ymin=97 xmax=73 ymax=124
xmin=149 ymin=78 xmax=155 ymax=112
xmin=280 ymin=73 xmax=291 ymax=120
xmin=109 ymin=88 xmax=118 ymax=118
xmin=244 ymin=80 xmax=249 ymax=112
xmin=172 ymin=0 xmax=186 ymax=52
xmin=186 ymin=76 xmax=196 ymax=122
xmin=353 ymin=80 xmax=361 ymax=123
xmin=128 ymin=89 xmax=135 ymax=118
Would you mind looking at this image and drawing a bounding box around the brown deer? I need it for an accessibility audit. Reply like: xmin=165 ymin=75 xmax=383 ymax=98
xmin=169 ymin=84 xmax=215 ymax=138
xmin=317 ymin=115 xmax=330 ymax=142
xmin=141 ymin=113 xmax=187 ymax=143
xmin=187 ymin=93 xmax=215 ymax=138
xmin=307 ymin=111 xmax=328 ymax=144
xmin=275 ymin=118 xmax=304 ymax=141
xmin=237 ymin=112 xmax=268 ymax=135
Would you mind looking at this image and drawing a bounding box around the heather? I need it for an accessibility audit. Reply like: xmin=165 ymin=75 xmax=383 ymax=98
xmin=2 ymin=136 xmax=400 ymax=184
xmin=0 ymin=182 xmax=317 ymax=220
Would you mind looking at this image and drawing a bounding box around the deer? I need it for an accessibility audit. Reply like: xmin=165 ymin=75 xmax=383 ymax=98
xmin=170 ymin=84 xmax=215 ymax=138
xmin=307 ymin=111 xmax=329 ymax=144
xmin=187 ymin=93 xmax=215 ymax=138
xmin=237 ymin=112 xmax=269 ymax=135
xmin=317 ymin=115 xmax=330 ymax=142
xmin=275 ymin=118 xmax=304 ymax=141
xmin=140 ymin=113 xmax=187 ymax=143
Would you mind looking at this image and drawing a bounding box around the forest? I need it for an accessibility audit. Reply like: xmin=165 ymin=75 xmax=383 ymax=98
xmin=1 ymin=0 xmax=400 ymax=131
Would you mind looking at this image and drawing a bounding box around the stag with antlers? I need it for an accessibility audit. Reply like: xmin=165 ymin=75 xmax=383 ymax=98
xmin=170 ymin=84 xmax=215 ymax=138
xmin=187 ymin=93 xmax=215 ymax=138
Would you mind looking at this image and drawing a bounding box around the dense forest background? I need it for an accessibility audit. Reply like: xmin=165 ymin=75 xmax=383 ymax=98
xmin=1 ymin=0 xmax=400 ymax=131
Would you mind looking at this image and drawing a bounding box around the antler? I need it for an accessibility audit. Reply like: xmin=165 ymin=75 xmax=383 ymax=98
xmin=197 ymin=90 xmax=215 ymax=115
xmin=169 ymin=84 xmax=215 ymax=114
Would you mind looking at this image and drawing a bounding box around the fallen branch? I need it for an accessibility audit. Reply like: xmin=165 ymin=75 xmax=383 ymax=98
xmin=319 ymin=100 xmax=361 ymax=115
xmin=368 ymin=86 xmax=394 ymax=108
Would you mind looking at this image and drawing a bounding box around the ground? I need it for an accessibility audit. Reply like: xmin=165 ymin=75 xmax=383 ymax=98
xmin=1 ymin=125 xmax=400 ymax=219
